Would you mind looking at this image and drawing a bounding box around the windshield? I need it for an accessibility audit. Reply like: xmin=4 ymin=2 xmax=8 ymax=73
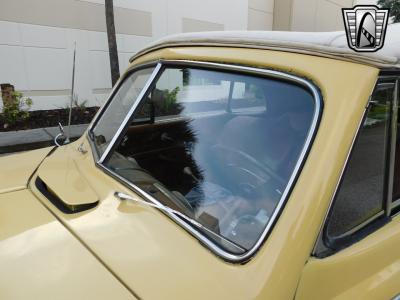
xmin=101 ymin=66 xmax=316 ymax=254
xmin=91 ymin=67 xmax=155 ymax=157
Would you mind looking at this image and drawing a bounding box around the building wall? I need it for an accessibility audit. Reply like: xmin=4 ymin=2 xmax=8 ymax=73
xmin=0 ymin=0 xmax=377 ymax=111
xmin=248 ymin=0 xmax=274 ymax=30
xmin=273 ymin=0 xmax=293 ymax=31
xmin=291 ymin=0 xmax=354 ymax=31
xmin=0 ymin=0 xmax=249 ymax=110
xmin=273 ymin=0 xmax=378 ymax=31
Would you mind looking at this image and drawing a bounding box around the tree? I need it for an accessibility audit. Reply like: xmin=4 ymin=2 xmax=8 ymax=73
xmin=377 ymin=0 xmax=400 ymax=23
xmin=105 ymin=0 xmax=120 ymax=86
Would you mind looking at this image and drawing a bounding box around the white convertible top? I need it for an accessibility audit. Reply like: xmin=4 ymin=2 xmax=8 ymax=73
xmin=130 ymin=23 xmax=400 ymax=68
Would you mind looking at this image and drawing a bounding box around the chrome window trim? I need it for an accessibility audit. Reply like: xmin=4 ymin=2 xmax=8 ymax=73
xmin=391 ymin=294 xmax=400 ymax=300
xmin=87 ymin=59 xmax=323 ymax=263
xmin=87 ymin=61 xmax=160 ymax=161
xmin=392 ymin=198 xmax=400 ymax=210
xmin=386 ymin=78 xmax=399 ymax=216
xmin=391 ymin=78 xmax=400 ymax=215
xmin=98 ymin=63 xmax=162 ymax=163
xmin=98 ymin=63 xmax=161 ymax=163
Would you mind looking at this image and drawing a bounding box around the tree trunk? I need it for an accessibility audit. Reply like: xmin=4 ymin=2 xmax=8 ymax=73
xmin=105 ymin=0 xmax=120 ymax=86
xmin=0 ymin=83 xmax=15 ymax=107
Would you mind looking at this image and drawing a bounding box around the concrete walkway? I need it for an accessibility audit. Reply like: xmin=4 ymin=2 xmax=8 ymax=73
xmin=0 ymin=124 xmax=88 ymax=154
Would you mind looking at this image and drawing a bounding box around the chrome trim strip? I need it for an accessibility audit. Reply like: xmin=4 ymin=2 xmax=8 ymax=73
xmin=87 ymin=61 xmax=159 ymax=134
xmin=98 ymin=63 xmax=162 ymax=163
xmin=90 ymin=59 xmax=322 ymax=262
xmin=97 ymin=163 xmax=247 ymax=259
xmin=391 ymin=79 xmax=400 ymax=215
xmin=386 ymin=79 xmax=399 ymax=216
xmin=392 ymin=198 xmax=400 ymax=210
xmin=86 ymin=61 xmax=159 ymax=160
xmin=114 ymin=191 xmax=246 ymax=252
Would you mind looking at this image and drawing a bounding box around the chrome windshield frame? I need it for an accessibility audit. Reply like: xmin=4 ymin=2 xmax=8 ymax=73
xmin=87 ymin=61 xmax=160 ymax=161
xmin=87 ymin=59 xmax=323 ymax=263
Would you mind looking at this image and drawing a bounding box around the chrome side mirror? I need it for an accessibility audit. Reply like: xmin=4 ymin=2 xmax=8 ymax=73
xmin=54 ymin=122 xmax=66 ymax=147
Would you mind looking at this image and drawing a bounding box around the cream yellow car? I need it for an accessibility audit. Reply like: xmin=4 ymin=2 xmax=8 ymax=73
xmin=1 ymin=25 xmax=400 ymax=300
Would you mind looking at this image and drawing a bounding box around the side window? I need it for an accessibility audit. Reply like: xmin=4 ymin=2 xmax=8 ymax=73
xmin=325 ymin=79 xmax=397 ymax=243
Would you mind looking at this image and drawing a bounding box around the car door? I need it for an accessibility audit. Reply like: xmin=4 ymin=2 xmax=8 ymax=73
xmin=296 ymin=75 xmax=400 ymax=300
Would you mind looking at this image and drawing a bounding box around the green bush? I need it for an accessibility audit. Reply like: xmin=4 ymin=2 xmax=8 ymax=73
xmin=1 ymin=91 xmax=33 ymax=125
xmin=164 ymin=87 xmax=180 ymax=112
xmin=378 ymin=0 xmax=400 ymax=23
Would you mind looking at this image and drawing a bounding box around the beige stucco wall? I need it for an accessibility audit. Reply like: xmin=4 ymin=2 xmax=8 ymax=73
xmin=0 ymin=0 xmax=381 ymax=110
xmin=273 ymin=0 xmax=378 ymax=31
xmin=182 ymin=18 xmax=224 ymax=33
xmin=247 ymin=0 xmax=274 ymax=30
xmin=0 ymin=0 xmax=152 ymax=36
xmin=0 ymin=0 xmax=248 ymax=110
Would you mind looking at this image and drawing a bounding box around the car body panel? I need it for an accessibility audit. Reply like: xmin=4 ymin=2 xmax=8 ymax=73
xmin=0 ymin=147 xmax=52 ymax=194
xmin=14 ymin=47 xmax=380 ymax=299
xmin=0 ymin=189 xmax=136 ymax=300
xmin=296 ymin=213 xmax=400 ymax=300
xmin=37 ymin=150 xmax=99 ymax=207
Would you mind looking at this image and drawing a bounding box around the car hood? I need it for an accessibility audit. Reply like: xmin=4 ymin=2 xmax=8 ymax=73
xmin=27 ymin=139 xmax=259 ymax=300
xmin=0 ymin=188 xmax=136 ymax=299
xmin=0 ymin=147 xmax=54 ymax=194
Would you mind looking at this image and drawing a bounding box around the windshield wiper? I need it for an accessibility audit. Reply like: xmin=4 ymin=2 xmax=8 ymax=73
xmin=114 ymin=191 xmax=245 ymax=253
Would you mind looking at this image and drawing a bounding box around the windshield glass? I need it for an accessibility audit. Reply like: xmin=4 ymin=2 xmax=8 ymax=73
xmin=91 ymin=67 xmax=155 ymax=157
xmin=103 ymin=66 xmax=316 ymax=253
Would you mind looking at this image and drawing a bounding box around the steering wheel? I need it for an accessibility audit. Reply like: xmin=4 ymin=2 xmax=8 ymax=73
xmin=209 ymin=144 xmax=286 ymax=197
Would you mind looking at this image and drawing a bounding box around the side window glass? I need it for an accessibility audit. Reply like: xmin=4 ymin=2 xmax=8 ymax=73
xmin=326 ymin=80 xmax=395 ymax=239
